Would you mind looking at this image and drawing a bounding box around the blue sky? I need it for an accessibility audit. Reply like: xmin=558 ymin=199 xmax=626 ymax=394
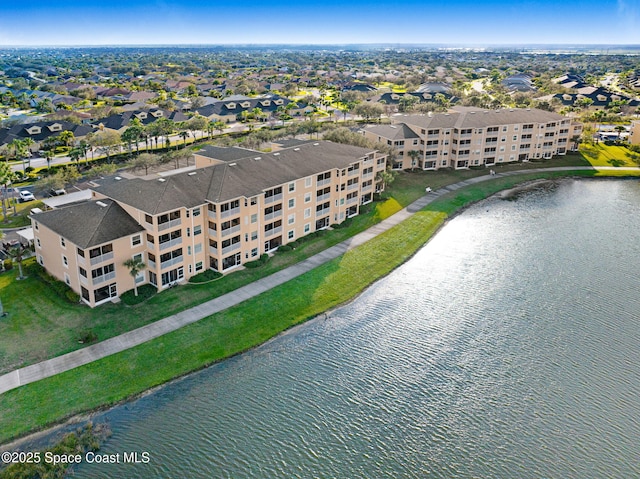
xmin=0 ymin=0 xmax=638 ymax=46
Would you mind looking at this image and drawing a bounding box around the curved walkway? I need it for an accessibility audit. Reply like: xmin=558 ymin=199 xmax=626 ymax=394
xmin=0 ymin=165 xmax=637 ymax=395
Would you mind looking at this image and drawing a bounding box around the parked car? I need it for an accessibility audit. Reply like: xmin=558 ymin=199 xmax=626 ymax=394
xmin=49 ymin=188 xmax=67 ymax=197
xmin=18 ymin=190 xmax=36 ymax=202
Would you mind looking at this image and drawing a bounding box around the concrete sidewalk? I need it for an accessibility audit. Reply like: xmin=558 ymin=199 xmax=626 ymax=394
xmin=0 ymin=165 xmax=631 ymax=395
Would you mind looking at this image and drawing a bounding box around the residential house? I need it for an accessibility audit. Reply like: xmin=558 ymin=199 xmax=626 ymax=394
xmin=0 ymin=120 xmax=92 ymax=151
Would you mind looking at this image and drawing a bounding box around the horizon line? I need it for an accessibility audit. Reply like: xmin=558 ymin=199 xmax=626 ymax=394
xmin=1 ymin=42 xmax=640 ymax=48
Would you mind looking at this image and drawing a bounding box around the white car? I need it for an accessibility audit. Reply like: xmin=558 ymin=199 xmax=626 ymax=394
xmin=18 ymin=190 xmax=36 ymax=202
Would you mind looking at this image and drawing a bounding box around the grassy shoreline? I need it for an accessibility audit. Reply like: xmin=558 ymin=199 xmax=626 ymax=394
xmin=0 ymin=168 xmax=637 ymax=444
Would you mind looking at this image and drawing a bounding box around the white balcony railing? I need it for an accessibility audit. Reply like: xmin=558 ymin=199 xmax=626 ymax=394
xmin=159 ymin=237 xmax=182 ymax=251
xmin=160 ymin=255 xmax=183 ymax=270
xmin=221 ymin=243 xmax=241 ymax=255
xmin=221 ymin=225 xmax=241 ymax=238
xmin=220 ymin=207 xmax=241 ymax=219
xmin=158 ymin=218 xmax=181 ymax=232
xmin=265 ymin=193 xmax=283 ymax=205
xmin=90 ymin=252 xmax=114 ymax=266
xmin=264 ymin=226 xmax=282 ymax=237
xmin=92 ymin=271 xmax=116 ymax=286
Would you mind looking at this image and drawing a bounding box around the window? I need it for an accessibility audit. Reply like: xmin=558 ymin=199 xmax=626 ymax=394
xmin=288 ymin=198 xmax=295 ymax=208
xmin=251 ymin=213 xmax=257 ymax=224
xmin=194 ymin=225 xmax=202 ymax=236
xmin=251 ymin=231 xmax=258 ymax=240
xmin=288 ymin=230 xmax=294 ymax=240
xmin=36 ymin=238 xmax=41 ymax=248
xmin=145 ymin=214 xmax=153 ymax=224
xmin=304 ymin=193 xmax=311 ymax=203
xmin=38 ymin=255 xmax=44 ymax=265
xmin=132 ymin=234 xmax=141 ymax=247
xmin=188 ymin=246 xmax=192 ymax=255
xmin=288 ymin=182 xmax=295 ymax=192
xmin=60 ymin=237 xmax=66 ymax=248
xmin=34 ymin=222 xmax=39 ymax=231
xmin=79 ymin=267 xmax=87 ymax=278
xmin=305 ymin=177 xmax=312 ymax=188
xmin=304 ymin=223 xmax=310 ymax=233
xmin=304 ymin=208 xmax=311 ymax=219
xmin=194 ymin=243 xmax=202 ymax=254
xmin=195 ymin=261 xmax=203 ymax=272
xmin=251 ymin=247 xmax=258 ymax=257
xmin=288 ymin=214 xmax=295 ymax=225
xmin=192 ymin=207 xmax=201 ymax=217
xmin=250 ymin=197 xmax=257 ymax=206
xmin=187 ymin=227 xmax=191 ymax=237
xmin=62 ymin=255 xmax=68 ymax=267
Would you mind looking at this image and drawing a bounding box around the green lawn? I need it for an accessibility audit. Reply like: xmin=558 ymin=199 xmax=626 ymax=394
xmin=579 ymin=143 xmax=639 ymax=168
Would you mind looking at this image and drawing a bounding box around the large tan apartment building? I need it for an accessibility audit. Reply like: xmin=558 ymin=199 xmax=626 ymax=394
xmin=31 ymin=141 xmax=387 ymax=307
xmin=362 ymin=107 xmax=582 ymax=170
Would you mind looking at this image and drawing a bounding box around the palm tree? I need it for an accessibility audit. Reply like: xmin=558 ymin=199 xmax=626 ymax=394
xmin=0 ymin=162 xmax=13 ymax=222
xmin=614 ymin=125 xmax=626 ymax=142
xmin=8 ymin=244 xmax=28 ymax=280
xmin=42 ymin=149 xmax=55 ymax=170
xmin=408 ymin=150 xmax=421 ymax=171
xmin=123 ymin=257 xmax=146 ymax=296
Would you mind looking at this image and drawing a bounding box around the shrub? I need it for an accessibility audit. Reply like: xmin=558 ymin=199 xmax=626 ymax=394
xmin=78 ymin=330 xmax=98 ymax=344
xmin=276 ymin=244 xmax=293 ymax=252
xmin=3 ymin=259 xmax=13 ymax=270
xmin=244 ymin=254 xmax=270 ymax=268
xmin=66 ymin=290 xmax=81 ymax=303
xmin=189 ymin=269 xmax=223 ymax=283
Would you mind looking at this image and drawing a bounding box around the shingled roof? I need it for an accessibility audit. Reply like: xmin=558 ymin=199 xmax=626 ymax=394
xmin=33 ymin=199 xmax=145 ymax=249
xmin=95 ymin=141 xmax=375 ymax=214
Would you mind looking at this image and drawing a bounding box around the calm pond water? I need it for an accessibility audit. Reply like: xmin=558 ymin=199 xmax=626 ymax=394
xmin=73 ymin=178 xmax=640 ymax=478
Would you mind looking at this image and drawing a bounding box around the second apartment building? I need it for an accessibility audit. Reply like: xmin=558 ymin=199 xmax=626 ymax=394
xmin=363 ymin=107 xmax=583 ymax=170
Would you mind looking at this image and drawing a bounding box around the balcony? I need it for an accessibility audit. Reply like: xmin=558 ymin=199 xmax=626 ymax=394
xmin=346 ymin=196 xmax=359 ymax=205
xmin=90 ymin=252 xmax=114 ymax=266
xmin=221 ymin=224 xmax=241 ymax=237
xmin=208 ymin=209 xmax=217 ymax=220
xmin=159 ymin=237 xmax=182 ymax=251
xmin=158 ymin=218 xmax=181 ymax=232
xmin=209 ymin=245 xmax=218 ymax=256
xmin=264 ymin=193 xmax=283 ymax=205
xmin=264 ymin=226 xmax=282 ymax=237
xmin=361 ymin=183 xmax=373 ymax=191
xmin=347 ymin=183 xmax=359 ymax=191
xmin=317 ymin=178 xmax=331 ymax=187
xmin=264 ymin=210 xmax=282 ymax=222
xmin=148 ymin=259 xmax=156 ymax=269
xmin=92 ymin=271 xmax=116 ymax=286
xmin=208 ymin=228 xmax=217 ymax=237
xmin=316 ymin=193 xmax=331 ymax=202
xmin=77 ymin=255 xmax=86 ymax=267
xmin=220 ymin=207 xmax=241 ymax=219
xmin=347 ymin=169 xmax=359 ymax=177
xmin=316 ymin=207 xmax=330 ymax=217
xmin=160 ymin=255 xmax=183 ymax=270
xmin=221 ymin=243 xmax=241 ymax=255
xmin=79 ymin=275 xmax=88 ymax=286
xmin=362 ymin=172 xmax=374 ymax=179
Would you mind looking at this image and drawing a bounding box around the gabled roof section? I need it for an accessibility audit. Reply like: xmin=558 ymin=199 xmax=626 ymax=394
xmin=95 ymin=141 xmax=376 ymax=213
xmin=362 ymin=123 xmax=420 ymax=141
xmin=33 ymin=199 xmax=145 ymax=249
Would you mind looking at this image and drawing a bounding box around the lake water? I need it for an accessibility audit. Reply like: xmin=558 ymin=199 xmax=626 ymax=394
xmin=73 ymin=178 xmax=640 ymax=478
